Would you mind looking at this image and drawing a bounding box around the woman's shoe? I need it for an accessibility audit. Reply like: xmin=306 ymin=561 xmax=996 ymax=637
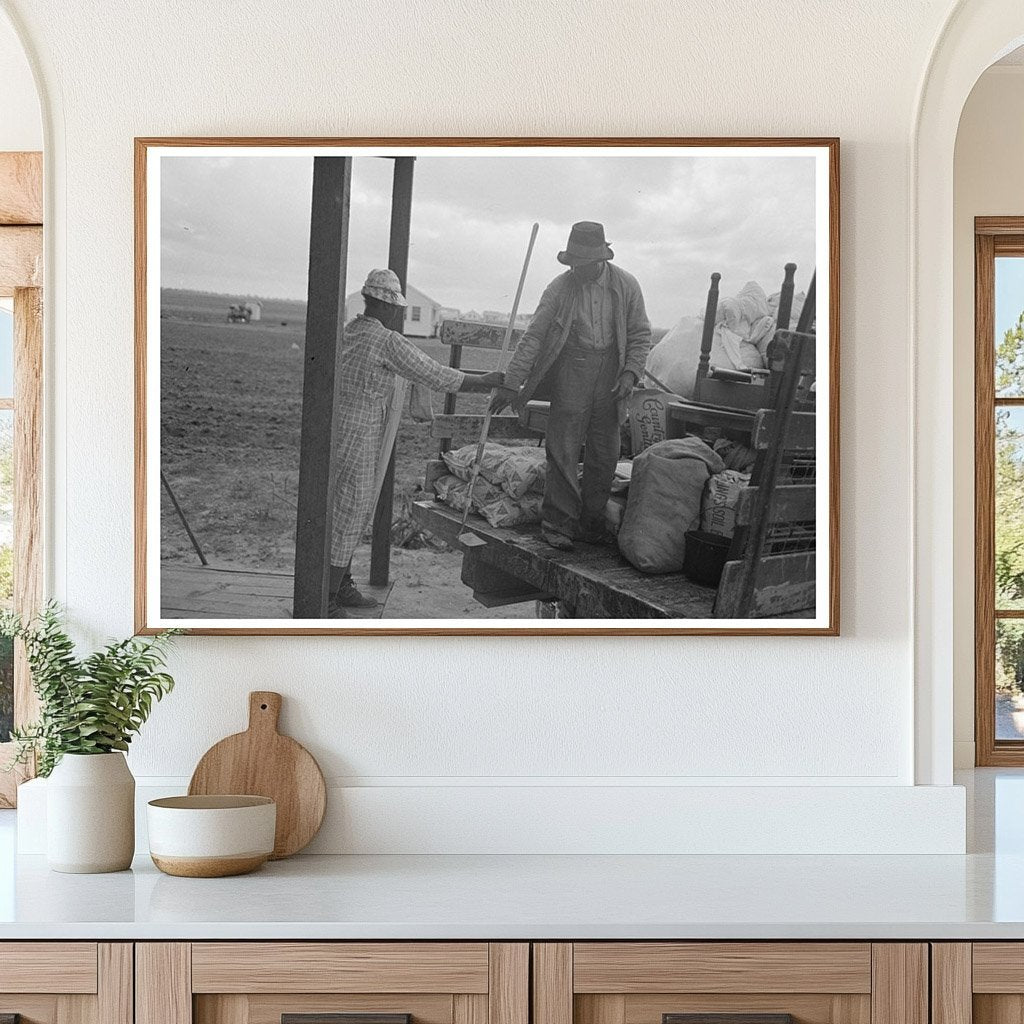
xmin=333 ymin=579 xmax=379 ymax=608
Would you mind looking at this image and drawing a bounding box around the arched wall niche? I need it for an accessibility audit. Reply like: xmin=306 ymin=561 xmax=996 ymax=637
xmin=914 ymin=1 xmax=1024 ymax=785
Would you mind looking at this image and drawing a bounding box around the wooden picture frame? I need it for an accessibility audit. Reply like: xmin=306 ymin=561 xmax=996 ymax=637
xmin=135 ymin=137 xmax=839 ymax=636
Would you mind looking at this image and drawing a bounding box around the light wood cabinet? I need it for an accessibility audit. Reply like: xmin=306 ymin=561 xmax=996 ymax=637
xmin=0 ymin=943 xmax=132 ymax=1024
xmin=932 ymin=943 xmax=1024 ymax=1024
xmin=0 ymin=937 xmax=965 ymax=1024
xmin=136 ymin=944 xmax=528 ymax=1024
xmin=532 ymin=943 xmax=928 ymax=1024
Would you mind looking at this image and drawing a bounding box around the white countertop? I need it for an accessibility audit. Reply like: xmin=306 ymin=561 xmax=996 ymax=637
xmin=1 ymin=849 xmax=1023 ymax=940
xmin=2 ymin=769 xmax=1022 ymax=941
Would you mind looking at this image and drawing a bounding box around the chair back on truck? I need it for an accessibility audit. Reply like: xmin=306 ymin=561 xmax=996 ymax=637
xmin=690 ymin=262 xmax=798 ymax=409
xmin=713 ymin=275 xmax=818 ymax=619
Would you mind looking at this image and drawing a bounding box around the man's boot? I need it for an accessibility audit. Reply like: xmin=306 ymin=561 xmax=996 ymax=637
xmin=541 ymin=528 xmax=574 ymax=551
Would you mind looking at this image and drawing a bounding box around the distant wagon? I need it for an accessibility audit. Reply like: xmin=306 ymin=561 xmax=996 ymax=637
xmin=226 ymin=299 xmax=263 ymax=323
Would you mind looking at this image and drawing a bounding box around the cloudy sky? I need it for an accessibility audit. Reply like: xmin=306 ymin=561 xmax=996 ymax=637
xmin=160 ymin=150 xmax=818 ymax=329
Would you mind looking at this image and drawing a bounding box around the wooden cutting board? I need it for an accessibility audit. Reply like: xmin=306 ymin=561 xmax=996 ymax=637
xmin=188 ymin=691 xmax=326 ymax=859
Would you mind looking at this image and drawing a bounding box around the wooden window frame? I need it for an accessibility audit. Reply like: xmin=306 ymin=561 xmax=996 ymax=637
xmin=0 ymin=151 xmax=43 ymax=806
xmin=976 ymin=217 xmax=1024 ymax=765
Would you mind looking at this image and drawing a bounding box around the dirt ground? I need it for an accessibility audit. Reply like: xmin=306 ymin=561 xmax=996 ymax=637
xmin=159 ymin=289 xmax=535 ymax=618
xmin=348 ymin=547 xmax=534 ymax=619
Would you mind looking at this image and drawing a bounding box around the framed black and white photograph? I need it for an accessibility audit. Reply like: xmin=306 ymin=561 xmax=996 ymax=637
xmin=135 ymin=138 xmax=838 ymax=635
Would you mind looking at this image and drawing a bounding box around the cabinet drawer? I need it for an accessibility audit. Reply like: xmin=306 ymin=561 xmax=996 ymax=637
xmin=139 ymin=943 xmax=528 ymax=1024
xmin=191 ymin=943 xmax=491 ymax=994
xmin=0 ymin=942 xmax=99 ymax=994
xmin=572 ymin=944 xmax=871 ymax=994
xmin=534 ymin=944 xmax=926 ymax=1024
xmin=0 ymin=943 xmax=130 ymax=1024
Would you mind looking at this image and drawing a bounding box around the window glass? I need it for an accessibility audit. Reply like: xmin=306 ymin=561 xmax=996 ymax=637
xmin=996 ymin=257 xmax=1024 ymax=397
xmin=993 ymin=254 xmax=1024 ymax=744
xmin=0 ymin=307 xmax=13 ymax=399
xmin=997 ymin=620 xmax=1024 ymax=740
xmin=997 ymin=406 xmax=1024 ymax=611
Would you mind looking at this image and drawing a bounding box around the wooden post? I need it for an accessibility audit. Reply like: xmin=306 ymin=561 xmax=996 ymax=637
xmin=694 ymin=271 xmax=720 ymax=401
xmin=293 ymin=157 xmax=352 ymax=619
xmin=369 ymin=156 xmax=415 ymax=587
xmin=776 ymin=262 xmax=797 ymax=329
xmin=440 ymin=341 xmax=462 ymax=455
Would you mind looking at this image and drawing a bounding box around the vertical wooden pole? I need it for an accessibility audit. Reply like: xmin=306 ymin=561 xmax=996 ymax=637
xmin=293 ymin=157 xmax=352 ymax=619
xmin=440 ymin=342 xmax=462 ymax=456
xmin=776 ymin=262 xmax=797 ymax=329
xmin=369 ymin=156 xmax=415 ymax=587
xmin=694 ymin=271 xmax=720 ymax=402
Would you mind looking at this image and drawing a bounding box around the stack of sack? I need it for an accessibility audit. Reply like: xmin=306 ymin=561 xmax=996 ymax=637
xmin=433 ymin=443 xmax=546 ymax=529
xmin=646 ymin=281 xmax=806 ymax=399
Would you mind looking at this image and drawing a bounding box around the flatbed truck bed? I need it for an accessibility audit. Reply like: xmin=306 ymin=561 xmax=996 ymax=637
xmin=410 ymin=499 xmax=720 ymax=619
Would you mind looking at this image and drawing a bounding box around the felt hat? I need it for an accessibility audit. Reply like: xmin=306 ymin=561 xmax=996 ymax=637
xmin=361 ymin=268 xmax=408 ymax=307
xmin=557 ymin=221 xmax=614 ymax=265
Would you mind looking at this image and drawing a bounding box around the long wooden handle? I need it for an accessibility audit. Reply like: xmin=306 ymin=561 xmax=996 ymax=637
xmin=460 ymin=222 xmax=539 ymax=532
xmin=472 ymin=220 xmax=540 ymax=454
xmin=248 ymin=691 xmax=282 ymax=733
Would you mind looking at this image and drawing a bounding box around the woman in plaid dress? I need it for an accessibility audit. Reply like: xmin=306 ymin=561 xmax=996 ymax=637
xmin=329 ymin=269 xmax=503 ymax=616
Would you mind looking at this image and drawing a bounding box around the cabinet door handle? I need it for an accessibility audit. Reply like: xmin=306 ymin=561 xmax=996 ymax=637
xmin=283 ymin=1015 xmax=411 ymax=1024
xmin=664 ymin=1016 xmax=794 ymax=1024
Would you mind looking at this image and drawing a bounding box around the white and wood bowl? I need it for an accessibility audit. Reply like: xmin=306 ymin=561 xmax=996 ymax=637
xmin=147 ymin=795 xmax=276 ymax=877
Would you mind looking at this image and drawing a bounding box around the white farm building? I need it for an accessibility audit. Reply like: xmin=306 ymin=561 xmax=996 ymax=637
xmin=346 ymin=283 xmax=448 ymax=338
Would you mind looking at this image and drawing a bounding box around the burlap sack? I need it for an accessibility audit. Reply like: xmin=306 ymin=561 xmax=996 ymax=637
xmin=618 ymin=438 xmax=724 ymax=573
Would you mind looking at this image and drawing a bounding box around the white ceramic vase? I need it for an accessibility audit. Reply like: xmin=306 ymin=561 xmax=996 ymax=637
xmin=46 ymin=752 xmax=135 ymax=873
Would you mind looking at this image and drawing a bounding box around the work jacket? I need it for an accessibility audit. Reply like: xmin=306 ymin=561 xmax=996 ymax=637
xmin=503 ymin=264 xmax=652 ymax=412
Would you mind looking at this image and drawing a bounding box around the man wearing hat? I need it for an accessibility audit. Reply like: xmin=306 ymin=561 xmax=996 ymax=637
xmin=328 ymin=268 xmax=504 ymax=616
xmin=490 ymin=222 xmax=651 ymax=550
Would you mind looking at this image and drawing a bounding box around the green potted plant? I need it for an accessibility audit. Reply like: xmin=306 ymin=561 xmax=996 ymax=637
xmin=2 ymin=603 xmax=178 ymax=873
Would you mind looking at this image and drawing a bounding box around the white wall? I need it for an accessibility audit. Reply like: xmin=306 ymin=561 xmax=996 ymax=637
xmin=952 ymin=66 xmax=1024 ymax=767
xmin=0 ymin=12 xmax=39 ymax=151
xmin=0 ymin=0 xmax=975 ymax=852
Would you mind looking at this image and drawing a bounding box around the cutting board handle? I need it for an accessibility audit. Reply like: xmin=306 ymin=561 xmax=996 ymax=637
xmin=248 ymin=691 xmax=282 ymax=734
